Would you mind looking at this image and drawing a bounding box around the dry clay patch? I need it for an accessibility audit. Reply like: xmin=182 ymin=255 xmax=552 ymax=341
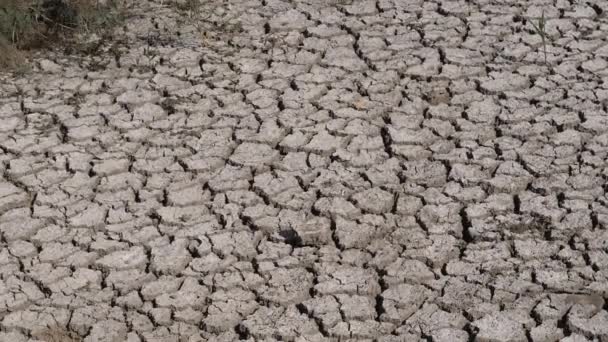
xmin=1 ymin=0 xmax=608 ymax=341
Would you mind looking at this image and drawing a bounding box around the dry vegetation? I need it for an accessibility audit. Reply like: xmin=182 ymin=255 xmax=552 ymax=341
xmin=0 ymin=0 xmax=126 ymax=71
xmin=33 ymin=326 xmax=82 ymax=342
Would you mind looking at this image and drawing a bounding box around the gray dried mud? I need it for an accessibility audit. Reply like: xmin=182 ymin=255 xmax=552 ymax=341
xmin=1 ymin=0 xmax=608 ymax=341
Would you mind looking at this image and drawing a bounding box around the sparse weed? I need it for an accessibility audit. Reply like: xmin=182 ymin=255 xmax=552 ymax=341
xmin=0 ymin=0 xmax=127 ymax=71
xmin=0 ymin=35 xmax=24 ymax=70
xmin=169 ymin=0 xmax=200 ymax=18
xmin=528 ymin=10 xmax=549 ymax=65
xmin=0 ymin=1 xmax=42 ymax=47
xmin=32 ymin=326 xmax=81 ymax=342
xmin=142 ymin=44 xmax=159 ymax=65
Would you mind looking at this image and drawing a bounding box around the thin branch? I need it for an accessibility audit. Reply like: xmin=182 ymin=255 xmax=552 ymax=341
xmin=37 ymin=12 xmax=77 ymax=31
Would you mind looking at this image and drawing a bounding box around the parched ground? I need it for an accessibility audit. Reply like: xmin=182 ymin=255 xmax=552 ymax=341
xmin=1 ymin=0 xmax=608 ymax=341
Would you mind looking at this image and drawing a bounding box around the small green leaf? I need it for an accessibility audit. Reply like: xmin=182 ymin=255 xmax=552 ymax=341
xmin=539 ymin=10 xmax=545 ymax=31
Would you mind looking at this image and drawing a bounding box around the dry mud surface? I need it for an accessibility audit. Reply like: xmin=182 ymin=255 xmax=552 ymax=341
xmin=2 ymin=0 xmax=608 ymax=341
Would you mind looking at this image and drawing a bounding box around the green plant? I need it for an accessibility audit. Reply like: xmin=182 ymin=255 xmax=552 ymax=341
xmin=529 ymin=10 xmax=548 ymax=65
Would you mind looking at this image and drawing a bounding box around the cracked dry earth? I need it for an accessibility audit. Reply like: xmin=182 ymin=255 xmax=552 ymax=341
xmin=3 ymin=0 xmax=608 ymax=341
